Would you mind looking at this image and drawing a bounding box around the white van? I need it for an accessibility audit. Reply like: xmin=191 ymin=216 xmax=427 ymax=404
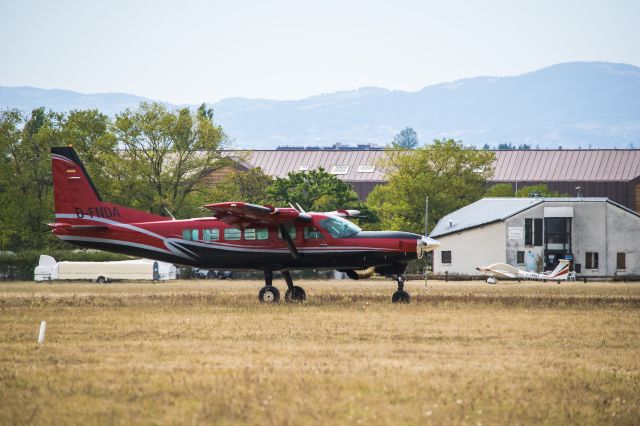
xmin=34 ymin=255 xmax=177 ymax=283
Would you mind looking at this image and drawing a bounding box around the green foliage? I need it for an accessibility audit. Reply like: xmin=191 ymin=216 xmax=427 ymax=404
xmin=0 ymin=250 xmax=131 ymax=281
xmin=391 ymin=127 xmax=419 ymax=149
xmin=485 ymin=183 xmax=515 ymax=197
xmin=367 ymin=139 xmax=495 ymax=234
xmin=485 ymin=183 xmax=567 ymax=198
xmin=109 ymin=102 xmax=228 ymax=217
xmin=206 ymin=167 xmax=274 ymax=205
xmin=267 ymin=168 xmax=359 ymax=212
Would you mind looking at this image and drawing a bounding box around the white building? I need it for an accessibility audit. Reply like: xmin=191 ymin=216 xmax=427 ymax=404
xmin=430 ymin=198 xmax=640 ymax=277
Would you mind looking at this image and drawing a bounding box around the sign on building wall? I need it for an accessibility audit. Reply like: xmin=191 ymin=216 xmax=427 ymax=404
xmin=508 ymin=227 xmax=523 ymax=240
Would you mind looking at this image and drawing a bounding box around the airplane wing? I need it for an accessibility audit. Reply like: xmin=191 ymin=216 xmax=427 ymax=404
xmin=490 ymin=269 xmax=518 ymax=278
xmin=203 ymin=202 xmax=312 ymax=226
xmin=203 ymin=202 xmax=312 ymax=260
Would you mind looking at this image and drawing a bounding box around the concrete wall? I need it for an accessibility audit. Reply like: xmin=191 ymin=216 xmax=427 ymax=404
xmin=506 ymin=204 xmax=545 ymax=272
xmin=432 ymin=221 xmax=506 ymax=275
xmin=500 ymin=200 xmax=639 ymax=277
xmin=606 ymin=203 xmax=640 ymax=276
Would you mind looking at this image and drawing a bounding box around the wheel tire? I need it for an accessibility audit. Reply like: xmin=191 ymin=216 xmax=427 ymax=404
xmin=391 ymin=290 xmax=410 ymax=304
xmin=207 ymin=271 xmax=216 ymax=279
xmin=285 ymin=286 xmax=307 ymax=303
xmin=96 ymin=276 xmax=106 ymax=284
xmin=258 ymin=286 xmax=280 ymax=303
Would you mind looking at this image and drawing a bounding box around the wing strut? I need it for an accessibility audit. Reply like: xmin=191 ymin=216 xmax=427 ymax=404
xmin=278 ymin=224 xmax=300 ymax=260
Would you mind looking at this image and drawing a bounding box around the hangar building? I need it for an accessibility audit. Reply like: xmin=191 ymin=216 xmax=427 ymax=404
xmin=429 ymin=197 xmax=640 ymax=278
xmin=215 ymin=149 xmax=640 ymax=212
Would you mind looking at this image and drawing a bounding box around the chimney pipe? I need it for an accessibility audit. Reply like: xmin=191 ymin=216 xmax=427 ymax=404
xmin=575 ymin=186 xmax=583 ymax=198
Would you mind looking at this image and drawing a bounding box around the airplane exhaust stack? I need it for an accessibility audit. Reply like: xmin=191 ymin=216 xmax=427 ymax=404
xmin=344 ymin=267 xmax=375 ymax=280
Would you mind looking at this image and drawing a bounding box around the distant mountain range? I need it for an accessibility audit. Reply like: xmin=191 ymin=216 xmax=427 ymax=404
xmin=2 ymin=61 xmax=639 ymax=148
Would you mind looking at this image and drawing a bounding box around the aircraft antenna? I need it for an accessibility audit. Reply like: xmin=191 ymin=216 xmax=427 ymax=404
xmin=288 ymin=202 xmax=299 ymax=212
xmin=164 ymin=208 xmax=176 ymax=220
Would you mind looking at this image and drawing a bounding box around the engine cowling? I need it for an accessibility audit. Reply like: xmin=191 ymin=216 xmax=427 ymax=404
xmin=342 ymin=267 xmax=375 ymax=280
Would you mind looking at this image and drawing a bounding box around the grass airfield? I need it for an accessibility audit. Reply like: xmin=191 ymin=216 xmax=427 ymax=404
xmin=1 ymin=279 xmax=639 ymax=425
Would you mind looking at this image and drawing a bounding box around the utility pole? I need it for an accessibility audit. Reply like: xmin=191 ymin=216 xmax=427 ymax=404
xmin=424 ymin=196 xmax=429 ymax=288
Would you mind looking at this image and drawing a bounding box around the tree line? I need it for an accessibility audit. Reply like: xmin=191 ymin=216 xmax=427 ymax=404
xmin=0 ymin=104 xmax=561 ymax=252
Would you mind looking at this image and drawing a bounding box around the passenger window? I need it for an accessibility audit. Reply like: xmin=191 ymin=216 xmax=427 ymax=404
xmin=182 ymin=229 xmax=192 ymax=241
xmin=224 ymin=228 xmax=241 ymax=241
xmin=203 ymin=229 xmax=219 ymax=241
xmin=304 ymin=227 xmax=324 ymax=239
xmin=278 ymin=226 xmax=296 ymax=240
xmin=191 ymin=229 xmax=199 ymax=240
xmin=256 ymin=228 xmax=269 ymax=240
xmin=244 ymin=228 xmax=256 ymax=240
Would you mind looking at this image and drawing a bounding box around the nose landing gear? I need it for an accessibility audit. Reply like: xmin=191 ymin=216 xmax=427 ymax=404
xmin=391 ymin=274 xmax=410 ymax=303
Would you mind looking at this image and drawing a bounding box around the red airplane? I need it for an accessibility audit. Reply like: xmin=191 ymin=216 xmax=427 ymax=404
xmin=49 ymin=146 xmax=440 ymax=303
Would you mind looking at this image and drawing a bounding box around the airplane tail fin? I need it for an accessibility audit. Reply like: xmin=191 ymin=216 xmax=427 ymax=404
xmin=548 ymin=259 xmax=571 ymax=280
xmin=51 ymin=147 xmax=167 ymax=224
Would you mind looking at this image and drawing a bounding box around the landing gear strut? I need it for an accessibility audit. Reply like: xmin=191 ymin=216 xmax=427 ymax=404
xmin=282 ymin=270 xmax=306 ymax=303
xmin=391 ymin=275 xmax=410 ymax=303
xmin=258 ymin=270 xmax=280 ymax=303
xmin=258 ymin=270 xmax=306 ymax=303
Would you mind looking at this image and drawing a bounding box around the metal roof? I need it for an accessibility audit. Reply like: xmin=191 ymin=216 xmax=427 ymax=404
xmin=222 ymin=149 xmax=640 ymax=183
xmin=430 ymin=197 xmax=640 ymax=238
xmin=430 ymin=198 xmax=543 ymax=238
xmin=491 ymin=149 xmax=640 ymax=182
xmin=224 ymin=150 xmax=388 ymax=181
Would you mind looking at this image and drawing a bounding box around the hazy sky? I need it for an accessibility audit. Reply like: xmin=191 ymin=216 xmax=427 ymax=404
xmin=1 ymin=0 xmax=639 ymax=104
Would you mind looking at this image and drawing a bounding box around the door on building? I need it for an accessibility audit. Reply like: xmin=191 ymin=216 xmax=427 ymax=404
xmin=543 ymin=217 xmax=572 ymax=271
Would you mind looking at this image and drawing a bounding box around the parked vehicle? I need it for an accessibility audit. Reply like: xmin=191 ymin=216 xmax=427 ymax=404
xmin=34 ymin=255 xmax=177 ymax=283
xmin=192 ymin=268 xmax=233 ymax=279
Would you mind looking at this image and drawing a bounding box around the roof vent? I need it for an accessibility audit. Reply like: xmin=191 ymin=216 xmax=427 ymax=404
xmin=575 ymin=186 xmax=583 ymax=198
xmin=448 ymin=219 xmax=453 ymax=228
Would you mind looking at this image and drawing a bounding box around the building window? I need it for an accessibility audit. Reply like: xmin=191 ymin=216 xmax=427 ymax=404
xmin=617 ymin=252 xmax=626 ymax=270
xmin=224 ymin=228 xmax=241 ymax=241
xmin=256 ymin=228 xmax=269 ymax=240
xmin=525 ymin=218 xmax=543 ymax=246
xmin=357 ymin=165 xmax=375 ymax=173
xmin=304 ymin=226 xmax=324 ymax=239
xmin=330 ymin=165 xmax=349 ymax=175
xmin=441 ymin=251 xmax=452 ymax=264
xmin=585 ymin=252 xmax=599 ymax=269
xmin=517 ymin=251 xmax=525 ymax=264
xmin=533 ymin=218 xmax=543 ymax=246
xmin=203 ymin=229 xmax=219 ymax=241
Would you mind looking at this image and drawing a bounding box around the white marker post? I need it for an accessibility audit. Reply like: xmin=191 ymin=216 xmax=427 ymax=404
xmin=38 ymin=321 xmax=46 ymax=344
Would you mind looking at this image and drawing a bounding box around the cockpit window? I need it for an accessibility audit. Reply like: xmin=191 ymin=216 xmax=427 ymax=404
xmin=318 ymin=217 xmax=361 ymax=238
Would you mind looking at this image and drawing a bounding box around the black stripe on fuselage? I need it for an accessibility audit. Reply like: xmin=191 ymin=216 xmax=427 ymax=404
xmin=63 ymin=238 xmax=416 ymax=270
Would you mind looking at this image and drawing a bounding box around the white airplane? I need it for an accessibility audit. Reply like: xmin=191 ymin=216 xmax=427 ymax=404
xmin=476 ymin=259 xmax=570 ymax=284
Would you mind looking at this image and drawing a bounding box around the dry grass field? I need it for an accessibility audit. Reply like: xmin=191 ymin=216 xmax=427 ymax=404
xmin=1 ymin=279 xmax=639 ymax=425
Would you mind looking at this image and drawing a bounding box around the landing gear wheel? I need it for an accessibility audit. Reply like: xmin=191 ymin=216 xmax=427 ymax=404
xmin=96 ymin=276 xmax=106 ymax=284
xmin=392 ymin=290 xmax=411 ymax=304
xmin=285 ymin=286 xmax=307 ymax=303
xmin=258 ymin=286 xmax=280 ymax=303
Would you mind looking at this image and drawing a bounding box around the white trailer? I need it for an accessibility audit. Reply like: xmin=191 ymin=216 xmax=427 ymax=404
xmin=34 ymin=255 xmax=177 ymax=283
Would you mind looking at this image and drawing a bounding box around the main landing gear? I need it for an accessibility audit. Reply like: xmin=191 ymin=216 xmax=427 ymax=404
xmin=391 ymin=274 xmax=410 ymax=304
xmin=258 ymin=270 xmax=306 ymax=304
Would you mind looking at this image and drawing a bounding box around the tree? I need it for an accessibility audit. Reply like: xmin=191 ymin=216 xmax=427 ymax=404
xmin=110 ymin=102 xmax=228 ymax=217
xmin=206 ymin=167 xmax=274 ymax=205
xmin=391 ymin=127 xmax=419 ymax=149
xmin=367 ymin=139 xmax=495 ymax=234
xmin=485 ymin=183 xmax=515 ymax=197
xmin=485 ymin=183 xmax=567 ymax=198
xmin=0 ymin=108 xmax=59 ymax=250
xmin=267 ymin=168 xmax=358 ymax=212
